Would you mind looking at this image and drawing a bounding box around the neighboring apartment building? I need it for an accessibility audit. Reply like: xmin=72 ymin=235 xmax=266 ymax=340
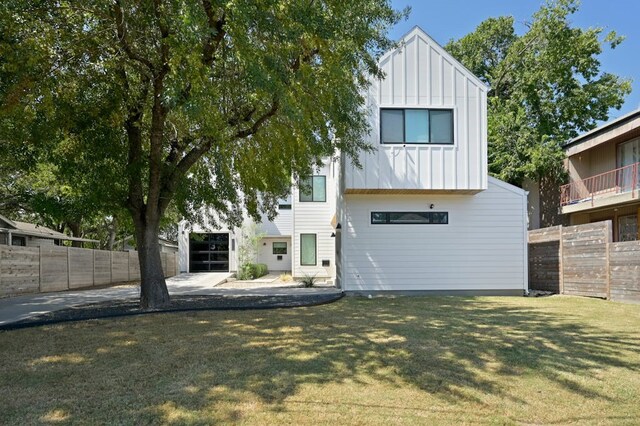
xmin=560 ymin=109 xmax=640 ymax=241
xmin=178 ymin=26 xmax=528 ymax=294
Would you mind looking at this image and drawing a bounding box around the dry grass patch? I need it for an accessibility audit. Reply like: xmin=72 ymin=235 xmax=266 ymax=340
xmin=1 ymin=296 xmax=640 ymax=424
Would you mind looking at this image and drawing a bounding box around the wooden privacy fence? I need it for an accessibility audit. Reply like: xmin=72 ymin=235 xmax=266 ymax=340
xmin=528 ymin=221 xmax=640 ymax=303
xmin=0 ymin=246 xmax=179 ymax=297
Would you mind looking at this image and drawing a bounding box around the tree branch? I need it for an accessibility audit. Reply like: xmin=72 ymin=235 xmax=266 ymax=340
xmin=113 ymin=0 xmax=155 ymax=72
xmin=234 ymin=99 xmax=280 ymax=139
xmin=202 ymin=1 xmax=226 ymax=66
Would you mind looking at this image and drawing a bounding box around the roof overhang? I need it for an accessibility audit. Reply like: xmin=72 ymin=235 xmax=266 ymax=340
xmin=564 ymin=109 xmax=640 ymax=157
xmin=0 ymin=227 xmax=99 ymax=243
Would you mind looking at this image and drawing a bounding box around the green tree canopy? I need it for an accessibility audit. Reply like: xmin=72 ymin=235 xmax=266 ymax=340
xmin=0 ymin=0 xmax=405 ymax=307
xmin=446 ymin=0 xmax=631 ymax=186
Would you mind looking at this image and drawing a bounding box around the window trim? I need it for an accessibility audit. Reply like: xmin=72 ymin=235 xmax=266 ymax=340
xmin=380 ymin=107 xmax=455 ymax=145
xmin=300 ymin=233 xmax=317 ymax=266
xmin=272 ymin=241 xmax=287 ymax=255
xmin=299 ymin=176 xmax=327 ymax=202
xmin=370 ymin=211 xmax=449 ymax=225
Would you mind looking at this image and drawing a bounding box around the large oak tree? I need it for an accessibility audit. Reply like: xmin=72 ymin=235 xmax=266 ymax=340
xmin=445 ymin=0 xmax=631 ymax=225
xmin=0 ymin=1 xmax=405 ymax=308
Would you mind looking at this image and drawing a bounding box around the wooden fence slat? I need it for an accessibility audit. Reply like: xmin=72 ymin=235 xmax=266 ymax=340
xmin=1 ymin=245 xmax=179 ymax=298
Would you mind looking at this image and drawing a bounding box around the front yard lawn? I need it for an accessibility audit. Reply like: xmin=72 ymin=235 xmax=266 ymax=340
xmin=1 ymin=296 xmax=639 ymax=425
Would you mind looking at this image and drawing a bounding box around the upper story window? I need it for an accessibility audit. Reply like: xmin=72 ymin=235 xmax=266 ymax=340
xmin=380 ymin=108 xmax=454 ymax=144
xmin=299 ymin=176 xmax=326 ymax=202
xmin=278 ymin=195 xmax=292 ymax=210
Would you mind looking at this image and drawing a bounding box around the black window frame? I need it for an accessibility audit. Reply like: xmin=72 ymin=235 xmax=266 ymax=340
xmin=272 ymin=241 xmax=288 ymax=255
xmin=300 ymin=233 xmax=317 ymax=266
xmin=11 ymin=235 xmax=27 ymax=246
xmin=380 ymin=108 xmax=454 ymax=145
xmin=371 ymin=211 xmax=449 ymax=225
xmin=299 ymin=176 xmax=327 ymax=202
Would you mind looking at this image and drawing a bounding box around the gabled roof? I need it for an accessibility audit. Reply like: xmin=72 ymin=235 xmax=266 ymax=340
xmin=379 ymin=25 xmax=490 ymax=91
xmin=0 ymin=213 xmax=16 ymax=228
xmin=0 ymin=214 xmax=99 ymax=243
xmin=12 ymin=221 xmax=69 ymax=239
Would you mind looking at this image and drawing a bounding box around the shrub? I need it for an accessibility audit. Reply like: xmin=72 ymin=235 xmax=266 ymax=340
xmin=279 ymin=273 xmax=293 ymax=282
xmin=237 ymin=263 xmax=269 ymax=280
xmin=254 ymin=263 xmax=268 ymax=279
xmin=300 ymin=273 xmax=317 ymax=288
xmin=237 ymin=263 xmax=254 ymax=280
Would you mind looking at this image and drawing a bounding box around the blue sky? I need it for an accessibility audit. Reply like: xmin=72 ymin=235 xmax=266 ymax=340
xmin=390 ymin=0 xmax=640 ymax=120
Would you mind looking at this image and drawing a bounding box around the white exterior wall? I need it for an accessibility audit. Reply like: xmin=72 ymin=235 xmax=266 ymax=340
xmin=257 ymin=237 xmax=292 ymax=272
xmin=340 ymin=177 xmax=527 ymax=292
xmin=259 ymin=198 xmax=293 ymax=237
xmin=292 ymin=161 xmax=338 ymax=279
xmin=345 ymin=27 xmax=488 ymax=192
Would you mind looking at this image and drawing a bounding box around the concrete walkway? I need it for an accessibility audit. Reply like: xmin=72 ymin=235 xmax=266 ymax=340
xmin=0 ymin=273 xmax=230 ymax=326
xmin=0 ymin=273 xmax=343 ymax=326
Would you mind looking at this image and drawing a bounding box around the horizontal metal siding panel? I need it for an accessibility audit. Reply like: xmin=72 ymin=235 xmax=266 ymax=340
xmin=342 ymin=180 xmax=526 ymax=291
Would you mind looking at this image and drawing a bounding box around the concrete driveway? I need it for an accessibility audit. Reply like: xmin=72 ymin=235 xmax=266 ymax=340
xmin=0 ymin=272 xmax=230 ymax=326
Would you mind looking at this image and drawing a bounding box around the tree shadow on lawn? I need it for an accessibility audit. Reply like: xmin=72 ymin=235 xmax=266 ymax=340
xmin=3 ymin=296 xmax=640 ymax=424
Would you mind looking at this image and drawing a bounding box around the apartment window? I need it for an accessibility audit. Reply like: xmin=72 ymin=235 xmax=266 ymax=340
xmin=272 ymin=242 xmax=287 ymax=255
xmin=371 ymin=211 xmax=449 ymax=225
xmin=618 ymin=215 xmax=638 ymax=242
xmin=380 ymin=108 xmax=453 ymax=144
xmin=299 ymin=176 xmax=326 ymax=202
xmin=300 ymin=234 xmax=317 ymax=265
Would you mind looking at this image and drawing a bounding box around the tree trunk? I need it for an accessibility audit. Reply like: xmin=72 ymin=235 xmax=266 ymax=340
xmin=67 ymin=221 xmax=83 ymax=248
xmin=107 ymin=217 xmax=117 ymax=251
xmin=539 ymin=175 xmax=568 ymax=228
xmin=134 ymin=218 xmax=171 ymax=309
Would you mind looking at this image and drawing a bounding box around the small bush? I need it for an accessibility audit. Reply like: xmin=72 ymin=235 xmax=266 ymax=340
xmin=300 ymin=273 xmax=317 ymax=288
xmin=279 ymin=273 xmax=293 ymax=282
xmin=254 ymin=263 xmax=268 ymax=279
xmin=237 ymin=264 xmax=254 ymax=280
xmin=237 ymin=263 xmax=269 ymax=280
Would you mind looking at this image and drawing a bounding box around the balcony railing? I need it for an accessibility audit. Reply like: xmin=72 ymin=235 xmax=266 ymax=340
xmin=560 ymin=162 xmax=639 ymax=207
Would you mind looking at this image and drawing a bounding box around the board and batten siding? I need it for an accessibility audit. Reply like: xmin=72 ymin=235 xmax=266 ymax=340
xmin=292 ymin=161 xmax=337 ymax=279
xmin=345 ymin=27 xmax=488 ymax=192
xmin=340 ymin=177 xmax=527 ymax=292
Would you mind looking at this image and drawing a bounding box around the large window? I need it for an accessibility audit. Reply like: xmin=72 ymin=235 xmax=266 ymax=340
xmin=380 ymin=108 xmax=453 ymax=144
xmin=618 ymin=215 xmax=638 ymax=242
xmin=371 ymin=211 xmax=449 ymax=225
xmin=300 ymin=234 xmax=317 ymax=265
xmin=299 ymin=176 xmax=326 ymax=202
xmin=272 ymin=242 xmax=287 ymax=255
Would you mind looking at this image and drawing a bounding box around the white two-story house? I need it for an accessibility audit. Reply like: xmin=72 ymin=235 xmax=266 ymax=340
xmin=178 ymin=26 xmax=528 ymax=294
xmin=177 ymin=160 xmax=338 ymax=282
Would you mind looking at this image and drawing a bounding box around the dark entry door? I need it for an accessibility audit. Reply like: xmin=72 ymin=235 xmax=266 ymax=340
xmin=189 ymin=233 xmax=230 ymax=272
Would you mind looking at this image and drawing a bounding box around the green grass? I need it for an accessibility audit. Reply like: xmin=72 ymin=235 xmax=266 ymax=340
xmin=1 ymin=296 xmax=640 ymax=425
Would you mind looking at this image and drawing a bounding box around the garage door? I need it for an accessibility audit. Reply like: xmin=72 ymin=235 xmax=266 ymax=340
xmin=189 ymin=233 xmax=230 ymax=272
